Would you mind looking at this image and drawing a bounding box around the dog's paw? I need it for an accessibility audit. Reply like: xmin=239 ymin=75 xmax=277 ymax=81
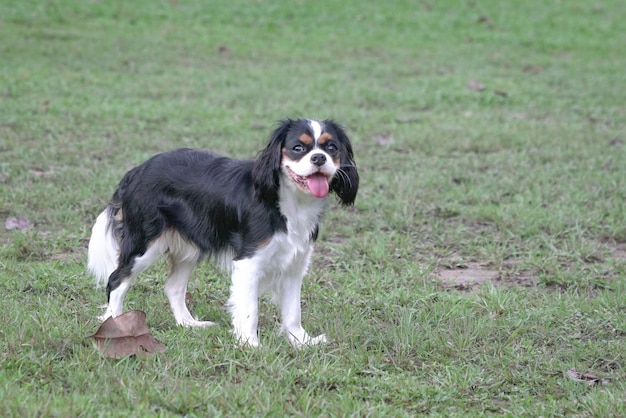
xmin=179 ymin=319 xmax=216 ymax=328
xmin=289 ymin=333 xmax=328 ymax=349
xmin=308 ymin=333 xmax=328 ymax=345
xmin=236 ymin=336 xmax=260 ymax=348
xmin=97 ymin=309 xmax=114 ymax=322
xmin=233 ymin=330 xmax=260 ymax=348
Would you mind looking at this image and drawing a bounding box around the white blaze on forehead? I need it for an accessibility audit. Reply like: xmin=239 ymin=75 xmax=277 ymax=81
xmin=308 ymin=120 xmax=322 ymax=141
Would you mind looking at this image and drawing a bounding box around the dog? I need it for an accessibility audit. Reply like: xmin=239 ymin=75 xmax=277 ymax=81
xmin=87 ymin=118 xmax=358 ymax=347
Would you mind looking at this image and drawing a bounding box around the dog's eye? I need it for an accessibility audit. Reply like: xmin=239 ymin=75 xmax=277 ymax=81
xmin=292 ymin=144 xmax=305 ymax=153
xmin=326 ymin=143 xmax=338 ymax=153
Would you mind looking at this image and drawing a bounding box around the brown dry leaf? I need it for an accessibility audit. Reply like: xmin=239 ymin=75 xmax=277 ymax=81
xmin=523 ymin=65 xmax=544 ymax=74
xmin=467 ymin=80 xmax=485 ymax=91
xmin=31 ymin=168 xmax=46 ymax=176
xmin=374 ymin=134 xmax=394 ymax=145
xmin=395 ymin=116 xmax=423 ymax=124
xmin=88 ymin=310 xmax=166 ymax=359
xmin=217 ymin=45 xmax=231 ymax=55
xmin=39 ymin=101 xmax=51 ymax=112
xmin=566 ymin=368 xmax=610 ymax=386
xmin=5 ymin=216 xmax=34 ymax=231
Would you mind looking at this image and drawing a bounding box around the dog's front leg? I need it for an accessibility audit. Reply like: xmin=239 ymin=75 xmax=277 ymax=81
xmin=279 ymin=275 xmax=327 ymax=348
xmin=227 ymin=259 xmax=261 ymax=347
xmin=278 ymin=249 xmax=327 ymax=348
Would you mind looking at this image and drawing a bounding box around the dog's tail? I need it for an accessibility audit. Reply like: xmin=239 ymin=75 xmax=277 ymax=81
xmin=87 ymin=207 xmax=119 ymax=288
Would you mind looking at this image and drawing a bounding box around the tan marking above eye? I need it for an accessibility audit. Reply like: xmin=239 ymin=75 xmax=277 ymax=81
xmin=318 ymin=132 xmax=332 ymax=144
xmin=299 ymin=134 xmax=313 ymax=145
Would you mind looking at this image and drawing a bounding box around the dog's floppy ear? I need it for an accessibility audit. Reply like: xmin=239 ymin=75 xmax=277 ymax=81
xmin=253 ymin=119 xmax=293 ymax=203
xmin=327 ymin=120 xmax=359 ymax=206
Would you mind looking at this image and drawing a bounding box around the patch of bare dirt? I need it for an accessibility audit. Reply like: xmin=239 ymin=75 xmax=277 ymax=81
xmin=437 ymin=259 xmax=538 ymax=291
xmin=596 ymin=237 xmax=626 ymax=262
xmin=610 ymin=243 xmax=626 ymax=261
xmin=439 ymin=262 xmax=499 ymax=290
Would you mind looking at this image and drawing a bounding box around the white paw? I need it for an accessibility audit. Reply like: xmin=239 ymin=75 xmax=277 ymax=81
xmin=289 ymin=333 xmax=328 ymax=349
xmin=179 ymin=319 xmax=216 ymax=328
xmin=240 ymin=338 xmax=260 ymax=348
xmin=233 ymin=331 xmax=260 ymax=348
xmin=97 ymin=311 xmax=114 ymax=322
xmin=308 ymin=333 xmax=328 ymax=345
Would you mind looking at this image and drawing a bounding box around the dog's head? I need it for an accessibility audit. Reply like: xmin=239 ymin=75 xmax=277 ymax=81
xmin=253 ymin=118 xmax=359 ymax=206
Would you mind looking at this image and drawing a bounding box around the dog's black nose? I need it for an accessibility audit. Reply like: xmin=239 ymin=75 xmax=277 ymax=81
xmin=310 ymin=153 xmax=327 ymax=167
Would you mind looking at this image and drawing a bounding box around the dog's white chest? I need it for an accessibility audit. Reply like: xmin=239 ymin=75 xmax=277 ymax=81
xmin=254 ymin=194 xmax=324 ymax=278
xmin=267 ymin=230 xmax=311 ymax=267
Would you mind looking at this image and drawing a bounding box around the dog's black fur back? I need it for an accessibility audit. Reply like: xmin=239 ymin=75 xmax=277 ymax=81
xmin=105 ymin=149 xmax=287 ymax=299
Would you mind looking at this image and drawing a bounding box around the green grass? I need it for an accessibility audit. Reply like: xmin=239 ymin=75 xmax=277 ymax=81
xmin=1 ymin=0 xmax=625 ymax=415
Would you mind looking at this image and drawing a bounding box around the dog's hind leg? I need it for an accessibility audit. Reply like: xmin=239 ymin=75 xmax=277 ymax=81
xmin=165 ymin=259 xmax=215 ymax=328
xmin=100 ymin=266 xmax=134 ymax=321
xmin=100 ymin=277 xmax=132 ymax=321
xmin=100 ymin=241 xmax=165 ymax=321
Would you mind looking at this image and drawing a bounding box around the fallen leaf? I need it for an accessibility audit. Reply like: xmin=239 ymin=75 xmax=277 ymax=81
xmin=395 ymin=116 xmax=421 ymax=124
xmin=250 ymin=121 xmax=265 ymax=130
xmin=523 ymin=65 xmax=544 ymax=74
xmin=475 ymin=15 xmax=495 ymax=29
xmin=373 ymin=134 xmax=394 ymax=145
xmin=88 ymin=310 xmax=166 ymax=359
xmin=467 ymin=80 xmax=485 ymax=91
xmin=217 ymin=45 xmax=231 ymax=55
xmin=566 ymin=368 xmax=610 ymax=386
xmin=39 ymin=101 xmax=51 ymax=112
xmin=5 ymin=216 xmax=34 ymax=231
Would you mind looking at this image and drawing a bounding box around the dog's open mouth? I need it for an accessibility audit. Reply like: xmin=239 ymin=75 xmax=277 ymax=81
xmin=286 ymin=167 xmax=331 ymax=198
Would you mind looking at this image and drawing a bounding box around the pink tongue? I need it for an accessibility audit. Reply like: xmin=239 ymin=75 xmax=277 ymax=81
xmin=306 ymin=173 xmax=329 ymax=198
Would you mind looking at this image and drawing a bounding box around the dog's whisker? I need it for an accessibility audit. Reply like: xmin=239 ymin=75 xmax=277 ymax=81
xmin=334 ymin=168 xmax=353 ymax=189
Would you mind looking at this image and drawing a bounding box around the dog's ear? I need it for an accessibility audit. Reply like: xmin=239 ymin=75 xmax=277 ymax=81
xmin=253 ymin=119 xmax=292 ymax=203
xmin=327 ymin=120 xmax=359 ymax=206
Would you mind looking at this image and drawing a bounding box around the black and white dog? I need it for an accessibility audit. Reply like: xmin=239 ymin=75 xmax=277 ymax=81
xmin=87 ymin=118 xmax=358 ymax=347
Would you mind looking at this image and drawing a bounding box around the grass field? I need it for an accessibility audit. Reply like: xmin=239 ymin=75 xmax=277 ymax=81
xmin=1 ymin=0 xmax=625 ymax=416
